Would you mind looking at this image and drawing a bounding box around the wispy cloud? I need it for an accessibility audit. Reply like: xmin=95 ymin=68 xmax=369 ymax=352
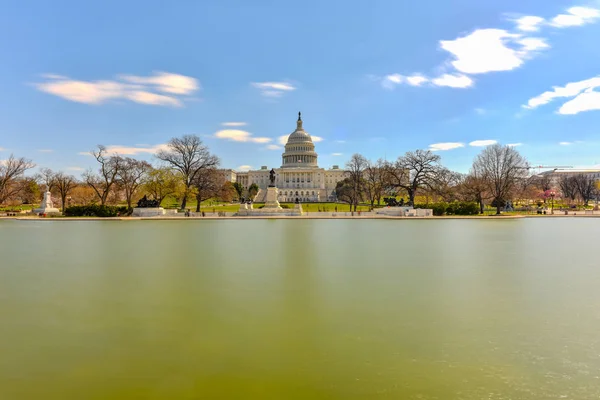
xmin=469 ymin=139 xmax=497 ymax=147
xmin=37 ymin=149 xmax=54 ymax=153
xmin=214 ymin=129 xmax=271 ymax=144
xmin=331 ymin=152 xmax=343 ymax=156
xmin=431 ymin=74 xmax=474 ymax=88
xmin=429 ymin=142 xmax=465 ymax=151
xmin=507 ymin=143 xmax=523 ymax=147
xmin=335 ymin=140 xmax=346 ymax=144
xmin=67 ymin=166 xmax=84 ymax=171
xmin=237 ymin=165 xmax=252 ymax=171
xmin=550 ymin=6 xmax=600 ymax=28
xmin=312 ymin=135 xmax=324 ymax=142
xmin=559 ymin=141 xmax=573 ymax=145
xmin=524 ymin=75 xmax=600 ymax=115
xmin=222 ymin=122 xmax=247 ymax=127
xmin=78 ymin=144 xmax=169 ymax=156
xmin=35 ymin=71 xmax=199 ymax=107
xmin=251 ymin=81 xmax=296 ymax=98
xmin=475 ymin=108 xmax=486 ymax=115
xmin=266 ymin=144 xmax=282 ymax=150
xmin=514 ymin=16 xmax=545 ymax=32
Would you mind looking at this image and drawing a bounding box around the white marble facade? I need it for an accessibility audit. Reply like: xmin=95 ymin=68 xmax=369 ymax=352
xmin=223 ymin=113 xmax=346 ymax=202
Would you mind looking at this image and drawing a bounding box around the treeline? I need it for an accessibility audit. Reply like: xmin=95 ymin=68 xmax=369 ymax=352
xmin=2 ymin=138 xmax=599 ymax=214
xmin=0 ymin=135 xmax=239 ymax=212
xmin=336 ymin=144 xmax=599 ymax=214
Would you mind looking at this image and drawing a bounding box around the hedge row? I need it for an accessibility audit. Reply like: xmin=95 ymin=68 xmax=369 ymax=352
xmin=414 ymin=201 xmax=480 ymax=216
xmin=64 ymin=205 xmax=129 ymax=217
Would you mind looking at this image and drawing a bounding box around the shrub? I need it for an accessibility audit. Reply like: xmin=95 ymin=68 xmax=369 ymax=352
xmin=65 ymin=205 xmax=126 ymax=217
xmin=414 ymin=201 xmax=479 ymax=216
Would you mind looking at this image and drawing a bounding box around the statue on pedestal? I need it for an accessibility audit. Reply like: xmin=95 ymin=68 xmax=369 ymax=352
xmin=269 ymin=168 xmax=276 ymax=187
xmin=136 ymin=195 xmax=160 ymax=208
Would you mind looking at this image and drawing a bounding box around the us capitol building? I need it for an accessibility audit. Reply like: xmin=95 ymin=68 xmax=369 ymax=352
xmin=222 ymin=113 xmax=346 ymax=202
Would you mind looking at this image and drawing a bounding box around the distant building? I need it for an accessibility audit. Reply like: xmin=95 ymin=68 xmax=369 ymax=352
xmin=221 ymin=113 xmax=346 ymax=202
xmin=540 ymin=169 xmax=600 ymax=187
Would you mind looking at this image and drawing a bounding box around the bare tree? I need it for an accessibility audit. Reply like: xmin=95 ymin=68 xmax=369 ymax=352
xmin=428 ymin=168 xmax=463 ymax=202
xmin=156 ymin=135 xmax=219 ymax=210
xmin=345 ymin=153 xmax=367 ymax=212
xmin=473 ymin=144 xmax=529 ymax=215
xmin=143 ymin=166 xmax=183 ymax=206
xmin=573 ymin=174 xmax=596 ymax=206
xmin=558 ymin=175 xmax=577 ymax=204
xmin=117 ymin=158 xmax=152 ymax=211
xmin=363 ymin=159 xmax=385 ymax=209
xmin=385 ymin=149 xmax=441 ymax=206
xmin=192 ymin=168 xmax=222 ymax=212
xmin=459 ymin=172 xmax=490 ymax=214
xmin=53 ymin=172 xmax=78 ymax=212
xmin=0 ymin=154 xmax=35 ymax=205
xmin=36 ymin=167 xmax=57 ymax=193
xmin=84 ymin=146 xmax=123 ymax=205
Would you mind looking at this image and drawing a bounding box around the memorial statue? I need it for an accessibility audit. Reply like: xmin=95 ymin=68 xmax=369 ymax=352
xmin=137 ymin=195 xmax=159 ymax=208
xmin=269 ymin=168 xmax=276 ymax=187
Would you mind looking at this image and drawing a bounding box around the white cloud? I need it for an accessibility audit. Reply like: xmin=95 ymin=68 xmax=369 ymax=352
xmin=524 ymin=75 xmax=600 ymax=114
xmin=331 ymin=152 xmax=343 ymax=156
xmin=236 ymin=165 xmax=252 ymax=171
xmin=35 ymin=71 xmax=199 ymax=106
xmin=312 ymin=135 xmax=324 ymax=142
xmin=38 ymin=149 xmax=54 ymax=153
xmin=278 ymin=135 xmax=289 ymax=146
xmin=514 ymin=16 xmax=545 ymax=32
xmin=126 ymin=91 xmax=182 ymax=107
xmin=119 ymin=72 xmax=199 ymax=95
xmin=559 ymin=89 xmax=600 ymax=115
xmin=214 ymin=129 xmax=271 ymax=144
xmin=439 ymin=29 xmax=546 ymax=75
xmin=406 ymin=75 xmax=428 ymax=86
xmin=507 ymin=143 xmax=523 ymax=147
xmin=105 ymin=144 xmax=170 ymax=155
xmin=559 ymin=141 xmax=573 ymax=145
xmin=266 ymin=144 xmax=282 ymax=150
xmin=67 ymin=166 xmax=84 ymax=171
xmin=251 ymin=81 xmax=296 ymax=97
xmin=222 ymin=122 xmax=247 ymax=127
xmin=469 ymin=139 xmax=498 ymax=147
xmin=551 ymin=7 xmax=600 ymax=28
xmin=428 ymin=142 xmax=465 ymax=151
xmin=432 ymin=74 xmax=474 ymax=88
xmin=378 ymin=5 xmax=600 ymax=92
xmin=381 ymin=74 xmax=428 ymax=89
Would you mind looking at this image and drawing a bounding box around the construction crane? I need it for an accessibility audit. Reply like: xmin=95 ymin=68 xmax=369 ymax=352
xmin=518 ymin=165 xmax=573 ymax=174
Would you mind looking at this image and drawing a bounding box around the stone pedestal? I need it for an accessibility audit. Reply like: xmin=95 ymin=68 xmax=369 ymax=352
xmin=131 ymin=207 xmax=166 ymax=217
xmin=264 ymin=186 xmax=282 ymax=209
xmin=237 ymin=186 xmax=303 ymax=216
xmin=32 ymin=191 xmax=61 ymax=216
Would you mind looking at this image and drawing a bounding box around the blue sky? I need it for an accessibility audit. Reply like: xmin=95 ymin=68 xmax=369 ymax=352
xmin=1 ymin=0 xmax=600 ymax=175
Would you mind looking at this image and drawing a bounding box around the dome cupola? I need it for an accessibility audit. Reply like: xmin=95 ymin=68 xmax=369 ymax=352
xmin=281 ymin=112 xmax=319 ymax=168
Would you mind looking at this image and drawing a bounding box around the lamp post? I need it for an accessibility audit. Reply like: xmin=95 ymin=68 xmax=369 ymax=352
xmin=550 ymin=191 xmax=555 ymax=214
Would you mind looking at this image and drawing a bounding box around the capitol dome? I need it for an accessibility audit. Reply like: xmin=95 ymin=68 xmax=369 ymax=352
xmin=281 ymin=112 xmax=319 ymax=168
